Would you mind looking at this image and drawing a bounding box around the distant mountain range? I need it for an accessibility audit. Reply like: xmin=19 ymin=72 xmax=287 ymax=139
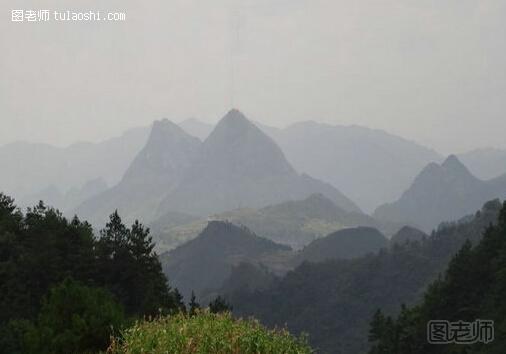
xmin=177 ymin=119 xmax=506 ymax=213
xmin=19 ymin=178 xmax=108 ymax=211
xmin=374 ymin=155 xmax=506 ymax=231
xmin=75 ymin=120 xmax=201 ymax=226
xmin=222 ymin=200 xmax=502 ymax=354
xmin=4 ymin=112 xmax=506 ymax=226
xmin=458 ymin=147 xmax=506 ymax=180
xmin=75 ymin=109 xmax=359 ymax=226
xmin=265 ymin=122 xmax=444 ymax=212
xmin=152 ymin=193 xmax=398 ymax=253
xmin=0 ymin=126 xmax=150 ymax=206
xmin=161 ymin=220 xmax=393 ymax=300
xmin=157 ymin=110 xmax=359 ymax=217
xmin=179 ymin=119 xmax=445 ymax=212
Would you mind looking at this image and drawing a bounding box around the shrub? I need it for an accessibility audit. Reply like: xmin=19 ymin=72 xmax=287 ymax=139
xmin=108 ymin=310 xmax=312 ymax=354
xmin=25 ymin=278 xmax=126 ymax=354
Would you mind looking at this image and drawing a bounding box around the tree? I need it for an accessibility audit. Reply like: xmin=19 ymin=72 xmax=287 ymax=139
xmin=0 ymin=199 xmax=96 ymax=325
xmin=189 ymin=291 xmax=200 ymax=316
xmin=368 ymin=201 xmax=506 ymax=354
xmin=209 ymin=296 xmax=232 ymax=314
xmin=173 ymin=288 xmax=186 ymax=314
xmin=24 ymin=278 xmax=125 ymax=354
xmin=0 ymin=195 xmax=184 ymax=353
xmin=95 ymin=211 xmax=177 ymax=316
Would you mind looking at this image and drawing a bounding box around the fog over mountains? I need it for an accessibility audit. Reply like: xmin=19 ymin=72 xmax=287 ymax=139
xmin=73 ymin=109 xmax=359 ymax=226
xmin=458 ymin=148 xmax=506 ymax=180
xmin=374 ymin=155 xmax=506 ymax=231
xmin=160 ymin=221 xmax=291 ymax=300
xmin=0 ymin=126 xmax=150 ymax=209
xmin=176 ymin=118 xmax=444 ymax=212
xmin=157 ymin=109 xmax=359 ymax=217
xmin=75 ymin=120 xmax=201 ymax=226
xmin=2 ymin=109 xmax=506 ymax=235
xmin=151 ymin=193 xmax=395 ymax=253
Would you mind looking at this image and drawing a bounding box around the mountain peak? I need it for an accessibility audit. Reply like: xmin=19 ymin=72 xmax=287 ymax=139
xmin=441 ymin=154 xmax=471 ymax=175
xmin=119 ymin=118 xmax=201 ymax=189
xmin=213 ymin=109 xmax=252 ymax=132
xmin=202 ymin=109 xmax=294 ymax=177
xmin=224 ymin=108 xmax=247 ymax=120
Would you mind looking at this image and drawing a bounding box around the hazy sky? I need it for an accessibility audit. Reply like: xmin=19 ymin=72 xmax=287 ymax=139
xmin=1 ymin=0 xmax=505 ymax=154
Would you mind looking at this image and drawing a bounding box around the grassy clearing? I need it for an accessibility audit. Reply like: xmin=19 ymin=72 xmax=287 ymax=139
xmin=108 ymin=311 xmax=312 ymax=354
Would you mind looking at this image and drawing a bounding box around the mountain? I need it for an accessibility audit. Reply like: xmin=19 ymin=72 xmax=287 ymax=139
xmin=159 ymin=221 xmax=290 ymax=299
xmin=20 ymin=178 xmax=108 ymax=211
xmin=390 ymin=225 xmax=427 ymax=245
xmin=211 ymin=194 xmax=391 ymax=250
xmin=0 ymin=126 xmax=149 ymax=206
xmin=74 ymin=120 xmax=201 ymax=226
xmin=178 ymin=118 xmax=214 ymax=141
xmin=295 ymin=227 xmax=388 ymax=264
xmin=157 ymin=109 xmax=360 ymax=217
xmin=370 ymin=201 xmax=506 ymax=354
xmin=263 ymin=121 xmax=442 ymax=212
xmin=179 ymin=118 xmax=442 ymax=212
xmin=152 ymin=193 xmax=390 ymax=253
xmin=458 ymin=147 xmax=506 ymax=180
xmin=223 ymin=200 xmax=502 ymax=354
xmin=374 ymin=155 xmax=506 ymax=232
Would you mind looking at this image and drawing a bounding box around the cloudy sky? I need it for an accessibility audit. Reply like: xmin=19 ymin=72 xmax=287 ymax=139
xmin=1 ymin=0 xmax=505 ymax=154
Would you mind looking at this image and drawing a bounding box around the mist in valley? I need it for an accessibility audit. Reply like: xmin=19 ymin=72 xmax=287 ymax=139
xmin=2 ymin=1 xmax=506 ymax=353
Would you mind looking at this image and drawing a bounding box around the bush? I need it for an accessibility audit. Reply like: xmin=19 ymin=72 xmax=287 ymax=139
xmin=108 ymin=310 xmax=312 ymax=354
xmin=25 ymin=278 xmax=126 ymax=354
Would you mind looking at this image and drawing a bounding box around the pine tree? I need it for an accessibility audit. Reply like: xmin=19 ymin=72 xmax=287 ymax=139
xmin=189 ymin=291 xmax=200 ymax=316
xmin=95 ymin=212 xmax=177 ymax=316
xmin=173 ymin=288 xmax=186 ymax=314
xmin=209 ymin=296 xmax=232 ymax=314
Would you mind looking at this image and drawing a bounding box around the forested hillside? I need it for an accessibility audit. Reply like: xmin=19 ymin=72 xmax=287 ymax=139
xmin=160 ymin=221 xmax=291 ymax=300
xmin=223 ymin=200 xmax=502 ymax=353
xmin=152 ymin=194 xmax=392 ymax=253
xmin=369 ymin=201 xmax=506 ymax=354
xmin=0 ymin=193 xmax=183 ymax=353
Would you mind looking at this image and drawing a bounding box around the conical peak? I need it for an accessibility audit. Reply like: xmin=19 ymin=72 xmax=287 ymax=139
xmin=216 ymin=109 xmax=251 ymax=129
xmin=205 ymin=109 xmax=266 ymax=144
xmin=441 ymin=154 xmax=471 ymax=175
xmin=442 ymin=154 xmax=463 ymax=168
xmin=146 ymin=118 xmax=197 ymax=146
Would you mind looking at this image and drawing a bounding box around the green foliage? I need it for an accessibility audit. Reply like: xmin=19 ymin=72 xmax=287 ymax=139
xmin=0 ymin=193 xmax=180 ymax=353
xmin=24 ymin=278 xmax=125 ymax=354
xmin=95 ymin=211 xmax=176 ymax=316
xmin=226 ymin=200 xmax=502 ymax=353
xmin=188 ymin=291 xmax=200 ymax=316
xmin=154 ymin=194 xmax=382 ymax=252
xmin=108 ymin=311 xmax=313 ymax=354
xmin=0 ymin=200 xmax=96 ymax=324
xmin=368 ymin=201 xmax=506 ymax=354
xmin=209 ymin=296 xmax=233 ymax=314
